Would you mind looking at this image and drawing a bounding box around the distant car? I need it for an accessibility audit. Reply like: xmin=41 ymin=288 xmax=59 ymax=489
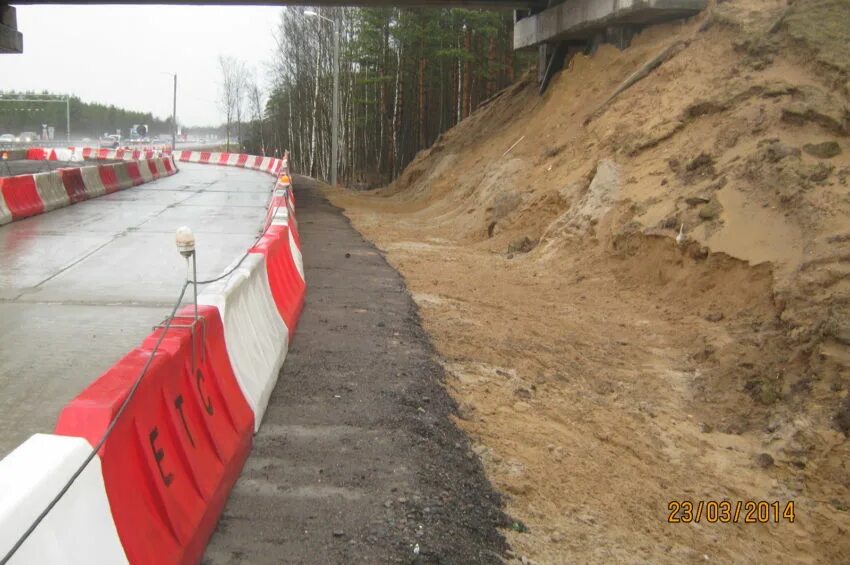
xmin=18 ymin=132 xmax=38 ymax=144
xmin=0 ymin=134 xmax=14 ymax=143
xmin=99 ymin=135 xmax=120 ymax=149
xmin=81 ymin=137 xmax=92 ymax=143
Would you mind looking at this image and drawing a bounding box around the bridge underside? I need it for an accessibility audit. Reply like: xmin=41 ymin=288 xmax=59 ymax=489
xmin=0 ymin=5 xmax=22 ymax=53
xmin=2 ymin=0 xmax=707 ymax=92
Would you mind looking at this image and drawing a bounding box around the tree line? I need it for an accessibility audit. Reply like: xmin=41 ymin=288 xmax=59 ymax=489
xmin=228 ymin=7 xmax=530 ymax=186
xmin=0 ymin=92 xmax=173 ymax=139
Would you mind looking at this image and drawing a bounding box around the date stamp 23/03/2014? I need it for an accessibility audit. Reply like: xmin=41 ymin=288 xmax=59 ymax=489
xmin=667 ymin=500 xmax=795 ymax=524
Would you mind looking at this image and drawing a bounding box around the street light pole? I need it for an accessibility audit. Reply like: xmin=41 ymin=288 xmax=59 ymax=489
xmin=305 ymin=9 xmax=339 ymax=186
xmin=172 ymin=73 xmax=178 ymax=150
xmin=160 ymin=72 xmax=178 ymax=149
xmin=66 ymin=95 xmax=70 ymax=141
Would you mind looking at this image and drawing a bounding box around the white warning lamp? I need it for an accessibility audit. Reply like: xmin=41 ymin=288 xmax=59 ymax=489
xmin=176 ymin=226 xmax=195 ymax=257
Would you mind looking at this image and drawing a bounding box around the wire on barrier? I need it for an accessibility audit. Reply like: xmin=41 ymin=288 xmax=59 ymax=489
xmin=0 ymin=279 xmax=191 ymax=565
xmin=192 ymin=194 xmax=286 ymax=285
xmin=0 ymin=165 xmax=291 ymax=563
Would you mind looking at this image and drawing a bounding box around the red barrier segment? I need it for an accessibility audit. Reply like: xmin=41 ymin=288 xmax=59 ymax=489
xmin=59 ymin=167 xmax=88 ymax=204
xmin=125 ymin=162 xmax=143 ymax=186
xmin=163 ymin=157 xmax=174 ymax=173
xmin=252 ymin=156 xmax=263 ymax=169
xmin=98 ymin=165 xmax=120 ymax=193
xmin=0 ymin=175 xmax=45 ymax=219
xmin=199 ymin=152 xmax=211 ymax=164
xmin=236 ymin=154 xmax=248 ymax=167
xmin=55 ymin=305 xmax=253 ymax=565
xmin=217 ymin=153 xmax=230 ymax=165
xmin=25 ymin=148 xmax=47 ymax=160
xmin=179 ymin=150 xmax=192 ymax=161
xmin=250 ymin=226 xmax=305 ymax=336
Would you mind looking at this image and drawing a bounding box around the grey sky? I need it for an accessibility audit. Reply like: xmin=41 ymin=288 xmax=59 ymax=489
xmin=2 ymin=5 xmax=281 ymax=126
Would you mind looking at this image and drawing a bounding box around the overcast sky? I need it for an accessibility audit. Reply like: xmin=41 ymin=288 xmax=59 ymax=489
xmin=1 ymin=4 xmax=281 ymax=126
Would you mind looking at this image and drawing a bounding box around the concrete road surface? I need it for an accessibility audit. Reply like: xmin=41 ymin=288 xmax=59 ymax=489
xmin=0 ymin=161 xmax=272 ymax=458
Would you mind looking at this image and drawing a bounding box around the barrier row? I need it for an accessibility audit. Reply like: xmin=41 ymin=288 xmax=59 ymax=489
xmin=0 ymin=156 xmax=178 ymax=227
xmin=22 ymin=147 xmax=170 ymax=162
xmin=176 ymin=150 xmax=286 ymax=176
xmin=0 ymin=157 xmax=304 ymax=564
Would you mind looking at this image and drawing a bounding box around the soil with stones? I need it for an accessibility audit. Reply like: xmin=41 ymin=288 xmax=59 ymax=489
xmin=203 ymin=175 xmax=509 ymax=565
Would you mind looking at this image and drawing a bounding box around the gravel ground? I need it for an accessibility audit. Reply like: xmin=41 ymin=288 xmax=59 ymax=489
xmin=203 ymin=175 xmax=509 ymax=564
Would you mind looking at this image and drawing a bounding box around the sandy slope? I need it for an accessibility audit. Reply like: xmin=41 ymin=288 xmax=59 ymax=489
xmin=326 ymin=0 xmax=850 ymax=562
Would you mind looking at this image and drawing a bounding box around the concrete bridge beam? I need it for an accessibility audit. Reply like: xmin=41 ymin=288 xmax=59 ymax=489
xmin=514 ymin=0 xmax=706 ymax=50
xmin=0 ymin=4 xmax=23 ymax=54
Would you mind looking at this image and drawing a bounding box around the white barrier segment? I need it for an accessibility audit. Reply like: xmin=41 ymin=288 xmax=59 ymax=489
xmin=270 ymin=205 xmax=289 ymax=227
xmin=259 ymin=157 xmax=272 ymax=172
xmin=153 ymin=158 xmax=167 ymax=177
xmin=33 ymin=172 xmax=70 ymax=211
xmin=111 ymin=163 xmax=133 ymax=191
xmin=226 ymin=153 xmax=240 ymax=166
xmin=80 ymin=166 xmax=106 ymax=198
xmin=51 ymin=148 xmax=74 ymax=162
xmin=137 ymin=159 xmax=154 ymax=183
xmin=198 ymin=253 xmax=288 ymax=431
xmin=0 ymin=193 xmax=11 ymax=226
xmin=0 ymin=434 xmax=129 ymax=565
xmin=289 ymin=228 xmax=304 ymax=281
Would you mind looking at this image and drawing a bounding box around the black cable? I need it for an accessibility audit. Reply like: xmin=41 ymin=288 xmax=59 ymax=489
xmin=2 ymin=166 xmax=288 ymax=560
xmin=191 ymin=189 xmax=282 ymax=285
xmin=1 ymin=167 xmax=288 ymax=560
xmin=0 ymin=279 xmax=191 ymax=564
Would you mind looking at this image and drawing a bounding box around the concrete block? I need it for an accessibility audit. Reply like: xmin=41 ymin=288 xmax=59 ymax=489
xmin=514 ymin=0 xmax=706 ymax=49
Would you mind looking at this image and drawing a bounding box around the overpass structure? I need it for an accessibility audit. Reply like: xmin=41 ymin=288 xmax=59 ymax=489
xmin=3 ymin=0 xmax=706 ymax=66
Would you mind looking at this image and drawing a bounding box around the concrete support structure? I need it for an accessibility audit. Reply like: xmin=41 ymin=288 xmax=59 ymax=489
xmin=514 ymin=0 xmax=706 ymax=50
xmin=0 ymin=4 xmax=22 ymax=54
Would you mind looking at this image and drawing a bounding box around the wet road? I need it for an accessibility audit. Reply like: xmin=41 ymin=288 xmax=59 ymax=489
xmin=0 ymin=162 xmax=273 ymax=458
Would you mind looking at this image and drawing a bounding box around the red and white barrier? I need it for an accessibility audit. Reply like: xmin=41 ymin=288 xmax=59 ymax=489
xmin=55 ymin=306 xmax=253 ymax=565
xmin=0 ymin=434 xmax=128 ymax=564
xmin=175 ymin=150 xmax=286 ymax=176
xmin=0 ymin=151 xmax=305 ymax=564
xmin=22 ymin=146 xmax=172 ymax=163
xmin=0 ymin=156 xmax=178 ymax=226
xmin=198 ymin=253 xmax=289 ymax=430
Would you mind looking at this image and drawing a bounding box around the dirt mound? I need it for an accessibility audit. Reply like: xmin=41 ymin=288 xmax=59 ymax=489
xmin=327 ymin=0 xmax=850 ymax=562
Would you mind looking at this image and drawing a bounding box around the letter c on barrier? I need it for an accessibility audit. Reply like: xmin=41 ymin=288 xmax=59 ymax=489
xmin=174 ymin=395 xmax=196 ymax=448
xmin=196 ymin=368 xmax=214 ymax=416
xmin=149 ymin=427 xmax=174 ymax=487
